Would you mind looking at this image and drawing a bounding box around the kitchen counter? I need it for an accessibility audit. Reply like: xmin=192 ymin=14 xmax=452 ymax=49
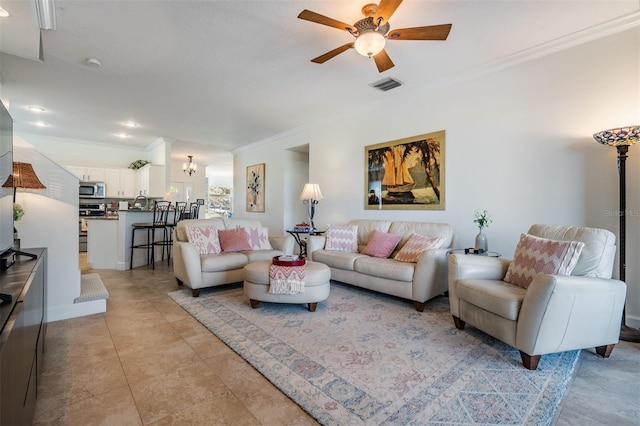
xmin=84 ymin=215 xmax=119 ymax=220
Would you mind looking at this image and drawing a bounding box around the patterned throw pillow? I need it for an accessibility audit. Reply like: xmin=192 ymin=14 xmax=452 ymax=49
xmin=393 ymin=234 xmax=445 ymax=263
xmin=503 ymin=233 xmax=585 ymax=289
xmin=185 ymin=225 xmax=221 ymax=255
xmin=361 ymin=230 xmax=402 ymax=258
xmin=325 ymin=224 xmax=358 ymax=252
xmin=245 ymin=227 xmax=272 ymax=250
xmin=219 ymin=227 xmax=253 ymax=252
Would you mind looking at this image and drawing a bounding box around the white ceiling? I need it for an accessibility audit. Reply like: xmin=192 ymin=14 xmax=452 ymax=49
xmin=0 ymin=0 xmax=638 ymax=167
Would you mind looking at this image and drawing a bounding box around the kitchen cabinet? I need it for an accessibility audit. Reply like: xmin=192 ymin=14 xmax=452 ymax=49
xmin=136 ymin=164 xmax=164 ymax=198
xmin=105 ymin=168 xmax=135 ymax=198
xmin=65 ymin=166 xmax=106 ymax=182
xmin=0 ymin=248 xmax=47 ymax=426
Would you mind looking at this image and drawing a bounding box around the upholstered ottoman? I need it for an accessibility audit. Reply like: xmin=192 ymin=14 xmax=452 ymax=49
xmin=243 ymin=260 xmax=331 ymax=311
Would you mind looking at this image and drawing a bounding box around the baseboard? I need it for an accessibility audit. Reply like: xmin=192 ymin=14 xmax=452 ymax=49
xmin=46 ymin=299 xmax=107 ymax=323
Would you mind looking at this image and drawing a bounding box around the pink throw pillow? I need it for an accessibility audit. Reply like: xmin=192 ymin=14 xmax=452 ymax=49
xmin=503 ymin=233 xmax=585 ymax=289
xmin=393 ymin=234 xmax=445 ymax=263
xmin=325 ymin=225 xmax=358 ymax=252
xmin=245 ymin=227 xmax=272 ymax=250
xmin=219 ymin=228 xmax=252 ymax=252
xmin=361 ymin=230 xmax=402 ymax=258
xmin=185 ymin=225 xmax=221 ymax=255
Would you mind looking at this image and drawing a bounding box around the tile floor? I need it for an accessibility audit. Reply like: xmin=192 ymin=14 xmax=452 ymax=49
xmin=33 ymin=256 xmax=639 ymax=425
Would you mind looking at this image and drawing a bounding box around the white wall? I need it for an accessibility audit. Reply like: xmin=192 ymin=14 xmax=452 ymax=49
xmin=232 ymin=28 xmax=640 ymax=327
xmin=13 ymin=136 xmax=105 ymax=322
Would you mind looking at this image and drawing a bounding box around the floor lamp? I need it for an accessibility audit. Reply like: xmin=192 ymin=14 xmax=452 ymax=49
xmin=593 ymin=125 xmax=640 ymax=342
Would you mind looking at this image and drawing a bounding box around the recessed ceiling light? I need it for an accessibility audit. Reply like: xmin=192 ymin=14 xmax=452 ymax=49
xmin=84 ymin=57 xmax=102 ymax=67
xmin=34 ymin=121 xmax=49 ymax=127
xmin=0 ymin=7 xmax=10 ymax=18
xmin=115 ymin=133 xmax=129 ymax=138
xmin=27 ymin=106 xmax=46 ymax=112
xmin=122 ymin=121 xmax=139 ymax=128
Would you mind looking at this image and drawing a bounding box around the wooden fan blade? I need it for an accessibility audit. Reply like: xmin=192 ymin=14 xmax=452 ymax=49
xmin=298 ymin=9 xmax=356 ymax=32
xmin=373 ymin=49 xmax=394 ymax=73
xmin=374 ymin=0 xmax=403 ymax=26
xmin=311 ymin=42 xmax=355 ymax=64
xmin=387 ymin=24 xmax=452 ymax=41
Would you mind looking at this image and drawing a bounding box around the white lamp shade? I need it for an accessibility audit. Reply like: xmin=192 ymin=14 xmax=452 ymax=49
xmin=299 ymin=183 xmax=324 ymax=201
xmin=354 ymin=31 xmax=386 ymax=57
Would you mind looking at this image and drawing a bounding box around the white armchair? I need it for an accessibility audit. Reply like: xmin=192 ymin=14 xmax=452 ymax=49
xmin=448 ymin=224 xmax=626 ymax=370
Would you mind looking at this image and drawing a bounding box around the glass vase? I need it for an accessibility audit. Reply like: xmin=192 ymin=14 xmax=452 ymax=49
xmin=475 ymin=228 xmax=488 ymax=253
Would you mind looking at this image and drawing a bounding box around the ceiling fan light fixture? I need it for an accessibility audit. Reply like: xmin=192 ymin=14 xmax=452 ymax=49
xmin=354 ymin=30 xmax=386 ymax=57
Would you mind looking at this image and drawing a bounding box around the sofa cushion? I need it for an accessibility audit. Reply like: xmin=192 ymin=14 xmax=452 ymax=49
xmin=244 ymin=249 xmax=284 ymax=263
xmin=504 ymin=233 xmax=585 ymax=289
xmin=457 ymin=279 xmax=526 ymax=321
xmin=185 ymin=225 xmax=221 ymax=255
xmin=393 ymin=234 xmax=445 ymax=263
xmin=353 ymin=257 xmax=414 ymax=282
xmin=388 ymin=221 xmax=453 ymax=249
xmin=201 ymin=252 xmax=248 ymax=272
xmin=361 ymin=230 xmax=402 ymax=258
xmin=325 ymin=224 xmax=358 ymax=252
xmin=244 ymin=227 xmax=273 ymax=250
xmin=312 ymin=249 xmax=367 ymax=271
xmin=219 ymin=228 xmax=252 ymax=252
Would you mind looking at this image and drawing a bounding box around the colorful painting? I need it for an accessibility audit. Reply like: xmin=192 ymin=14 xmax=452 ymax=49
xmin=246 ymin=163 xmax=265 ymax=212
xmin=365 ymin=130 xmax=445 ymax=210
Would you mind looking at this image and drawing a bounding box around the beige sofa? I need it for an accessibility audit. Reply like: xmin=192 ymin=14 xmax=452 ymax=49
xmin=448 ymin=224 xmax=626 ymax=369
xmin=307 ymin=219 xmax=454 ymax=311
xmin=173 ymin=218 xmax=293 ymax=296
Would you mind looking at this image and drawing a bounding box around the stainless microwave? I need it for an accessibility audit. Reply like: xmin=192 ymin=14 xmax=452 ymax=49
xmin=79 ymin=181 xmax=105 ymax=198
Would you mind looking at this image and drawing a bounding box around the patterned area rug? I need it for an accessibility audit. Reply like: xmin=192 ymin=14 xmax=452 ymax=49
xmin=168 ymin=283 xmax=579 ymax=425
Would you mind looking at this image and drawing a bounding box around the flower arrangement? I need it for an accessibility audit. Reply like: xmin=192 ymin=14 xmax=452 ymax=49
xmin=473 ymin=209 xmax=492 ymax=229
xmin=13 ymin=203 xmax=24 ymax=221
xmin=128 ymin=159 xmax=149 ymax=170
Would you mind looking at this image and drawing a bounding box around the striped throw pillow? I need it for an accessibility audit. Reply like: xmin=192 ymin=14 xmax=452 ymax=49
xmin=325 ymin=225 xmax=358 ymax=252
xmin=393 ymin=234 xmax=444 ymax=262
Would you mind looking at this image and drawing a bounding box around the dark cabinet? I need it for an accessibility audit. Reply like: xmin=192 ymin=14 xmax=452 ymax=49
xmin=0 ymin=248 xmax=47 ymax=426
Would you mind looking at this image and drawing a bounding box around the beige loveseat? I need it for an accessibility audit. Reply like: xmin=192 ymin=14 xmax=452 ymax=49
xmin=307 ymin=219 xmax=454 ymax=311
xmin=448 ymin=224 xmax=626 ymax=369
xmin=173 ymin=218 xmax=293 ymax=297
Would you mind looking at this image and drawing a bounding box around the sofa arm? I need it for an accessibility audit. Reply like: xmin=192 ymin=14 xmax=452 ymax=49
xmin=270 ymin=235 xmax=294 ymax=255
xmin=412 ymin=248 xmax=450 ymax=302
xmin=516 ymin=274 xmax=626 ymax=355
xmin=307 ymin=235 xmax=326 ymax=261
xmin=448 ymin=254 xmax=511 ymax=317
xmin=173 ymin=240 xmax=203 ymax=289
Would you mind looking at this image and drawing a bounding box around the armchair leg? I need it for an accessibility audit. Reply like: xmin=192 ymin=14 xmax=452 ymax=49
xmin=595 ymin=344 xmax=615 ymax=358
xmin=414 ymin=301 xmax=426 ymax=312
xmin=191 ymin=288 xmax=200 ymax=297
xmin=452 ymin=316 xmax=465 ymax=330
xmin=519 ymin=351 xmax=541 ymax=370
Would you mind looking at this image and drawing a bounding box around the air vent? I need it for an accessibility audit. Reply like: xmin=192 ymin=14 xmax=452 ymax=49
xmin=369 ymin=77 xmax=402 ymax=92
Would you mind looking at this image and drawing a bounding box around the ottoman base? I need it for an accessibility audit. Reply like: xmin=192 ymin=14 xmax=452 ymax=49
xmin=243 ymin=260 xmax=331 ymax=311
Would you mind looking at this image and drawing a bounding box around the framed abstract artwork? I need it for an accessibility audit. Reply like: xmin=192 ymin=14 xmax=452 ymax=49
xmin=246 ymin=163 xmax=265 ymax=212
xmin=365 ymin=130 xmax=445 ymax=210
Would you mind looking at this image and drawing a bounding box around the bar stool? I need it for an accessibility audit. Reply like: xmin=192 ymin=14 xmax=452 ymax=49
xmin=130 ymin=200 xmax=171 ymax=269
xmin=158 ymin=201 xmax=187 ymax=265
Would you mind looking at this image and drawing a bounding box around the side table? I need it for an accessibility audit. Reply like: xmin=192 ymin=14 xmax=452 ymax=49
xmin=286 ymin=230 xmax=325 ymax=258
xmin=447 ymin=248 xmax=501 ymax=257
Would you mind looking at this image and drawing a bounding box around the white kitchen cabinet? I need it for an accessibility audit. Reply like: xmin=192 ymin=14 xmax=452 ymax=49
xmin=136 ymin=164 xmax=165 ymax=198
xmin=105 ymin=168 xmax=135 ymax=198
xmin=65 ymin=166 xmax=106 ymax=182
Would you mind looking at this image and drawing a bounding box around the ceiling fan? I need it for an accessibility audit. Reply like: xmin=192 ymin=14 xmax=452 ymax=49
xmin=298 ymin=0 xmax=452 ymax=73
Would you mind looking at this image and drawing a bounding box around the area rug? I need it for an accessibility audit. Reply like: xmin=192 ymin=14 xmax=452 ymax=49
xmin=169 ymin=283 xmax=580 ymax=425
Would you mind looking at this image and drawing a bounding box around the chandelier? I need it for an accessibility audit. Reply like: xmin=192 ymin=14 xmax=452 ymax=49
xmin=183 ymin=155 xmax=196 ymax=176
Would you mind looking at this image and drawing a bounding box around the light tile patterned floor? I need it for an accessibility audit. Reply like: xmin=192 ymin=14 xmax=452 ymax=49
xmin=33 ymin=257 xmax=639 ymax=425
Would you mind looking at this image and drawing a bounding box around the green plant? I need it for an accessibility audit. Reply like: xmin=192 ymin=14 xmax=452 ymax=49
xmin=473 ymin=209 xmax=492 ymax=229
xmin=13 ymin=203 xmax=24 ymax=221
xmin=128 ymin=159 xmax=149 ymax=170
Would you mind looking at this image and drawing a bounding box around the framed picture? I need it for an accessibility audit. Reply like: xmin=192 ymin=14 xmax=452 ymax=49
xmin=365 ymin=130 xmax=445 ymax=210
xmin=246 ymin=163 xmax=265 ymax=212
